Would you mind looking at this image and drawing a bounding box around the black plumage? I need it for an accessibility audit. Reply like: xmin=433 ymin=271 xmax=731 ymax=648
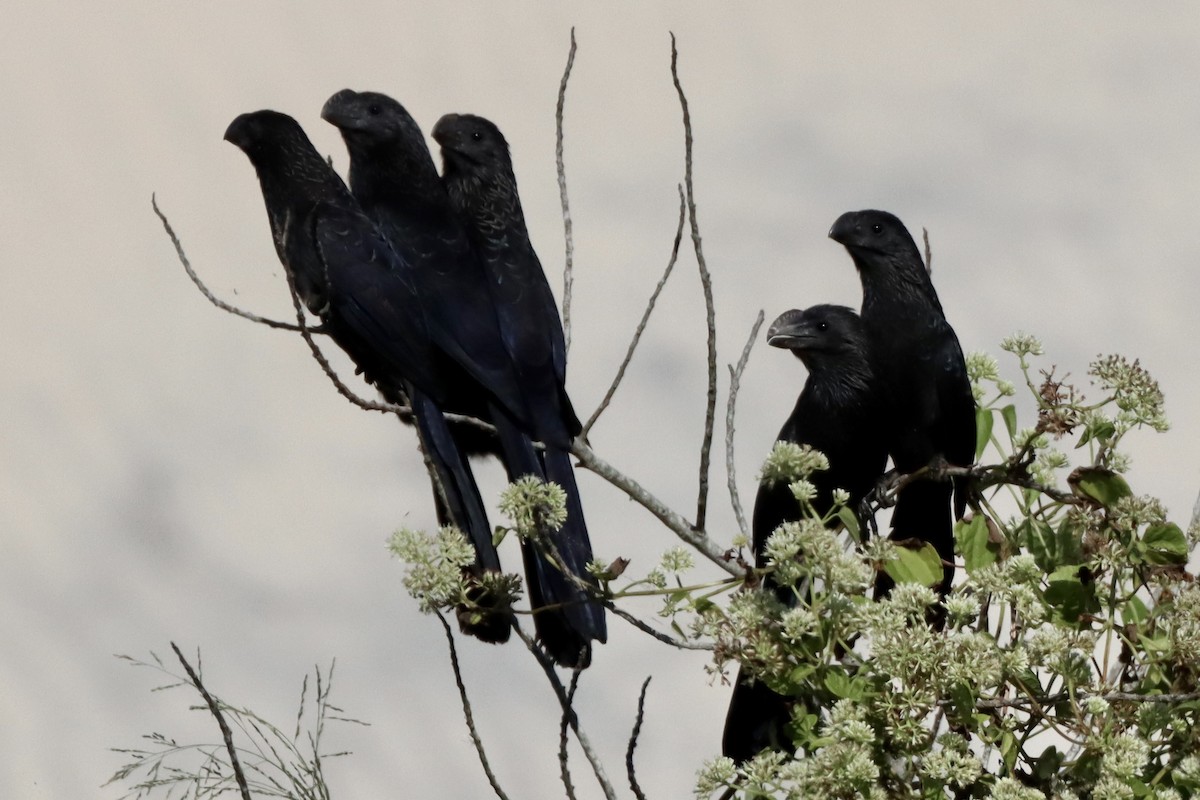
xmin=321 ymin=91 xmax=605 ymax=668
xmin=829 ymin=209 xmax=975 ymax=599
xmin=722 ymin=304 xmax=887 ymax=763
xmin=224 ymin=110 xmax=510 ymax=643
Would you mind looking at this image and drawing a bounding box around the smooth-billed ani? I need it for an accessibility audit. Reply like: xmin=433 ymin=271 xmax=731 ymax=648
xmin=722 ymin=304 xmax=886 ymax=763
xmin=224 ymin=110 xmax=510 ymax=643
xmin=320 ymin=91 xmax=605 ymax=668
xmin=829 ymin=209 xmax=975 ymax=601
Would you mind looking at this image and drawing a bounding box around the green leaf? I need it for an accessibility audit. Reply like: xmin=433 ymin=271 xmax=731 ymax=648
xmin=823 ymin=669 xmax=862 ymax=700
xmin=1000 ymin=404 xmax=1018 ymax=440
xmin=1054 ymin=516 xmax=1085 ymax=564
xmin=975 ymin=407 xmax=994 ymax=461
xmin=955 ymin=515 xmax=998 ymax=573
xmin=836 ymin=505 xmax=861 ymax=542
xmin=1069 ymin=467 xmax=1133 ymax=507
xmin=1020 ymin=516 xmax=1083 ymax=572
xmin=1019 ymin=518 xmax=1059 ymax=572
xmin=1141 ymin=523 xmax=1188 ymax=565
xmin=1139 ymin=633 xmax=1171 ymax=655
xmin=1122 ymin=595 xmax=1150 ymax=625
xmin=1077 ymin=419 xmax=1116 ymax=448
xmin=1000 ymin=729 xmax=1019 ymax=772
xmin=1045 ymin=565 xmax=1098 ymax=623
xmin=1034 ymin=747 xmax=1063 ymax=782
xmin=786 ymin=664 xmax=816 ymax=687
xmin=883 ymin=542 xmax=944 ymax=587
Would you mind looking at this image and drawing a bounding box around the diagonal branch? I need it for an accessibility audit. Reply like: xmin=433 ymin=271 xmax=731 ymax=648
xmin=434 ymin=612 xmax=510 ymax=800
xmin=169 ymin=642 xmax=252 ymax=800
xmin=726 ymin=311 xmax=765 ymax=542
xmin=557 ymin=28 xmax=579 ymax=355
xmin=626 ymin=676 xmax=653 ymax=800
xmin=558 ymin=669 xmax=582 ymax=800
xmin=582 ymin=185 xmax=687 ymax=437
xmin=513 ymin=626 xmax=617 ymax=800
xmin=153 ymin=195 xmax=313 ymax=333
xmin=670 ymin=33 xmax=719 ymax=531
xmin=571 ymin=439 xmax=744 ymax=578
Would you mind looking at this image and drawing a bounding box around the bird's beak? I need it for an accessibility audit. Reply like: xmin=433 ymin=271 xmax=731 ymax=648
xmin=431 ymin=113 xmax=462 ymax=146
xmin=223 ymin=114 xmax=250 ymax=148
xmin=321 ymin=89 xmax=361 ymax=129
xmin=766 ymin=309 xmax=813 ymax=349
xmin=828 ymin=211 xmax=858 ymax=245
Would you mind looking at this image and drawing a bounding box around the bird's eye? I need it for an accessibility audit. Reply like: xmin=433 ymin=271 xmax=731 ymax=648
xmin=816 ymin=321 xmax=828 ymax=332
xmin=367 ymin=104 xmax=382 ymax=116
xmin=871 ymin=223 xmax=883 ymax=234
xmin=470 ymin=131 xmax=482 ymax=142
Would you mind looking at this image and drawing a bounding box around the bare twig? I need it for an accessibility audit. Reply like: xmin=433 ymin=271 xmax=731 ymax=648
xmin=571 ymin=439 xmax=745 ymax=578
xmin=153 ymin=195 xmax=313 ymax=333
xmin=726 ymin=311 xmax=765 ymax=542
xmin=557 ymin=28 xmax=578 ymax=354
xmin=513 ymin=626 xmax=618 ymax=800
xmin=670 ymin=33 xmax=719 ymax=531
xmin=874 ymin=460 xmax=1084 ymax=511
xmin=582 ymin=186 xmax=687 ymax=436
xmin=966 ymin=689 xmax=1200 ymax=711
xmin=169 ymin=642 xmax=252 ymax=800
xmin=626 ymin=676 xmax=653 ymax=800
xmin=558 ymin=669 xmax=582 ymax=800
xmin=606 ymin=601 xmax=716 ymax=650
xmin=435 ymin=611 xmax=511 ymax=800
xmin=922 ymin=227 xmax=932 ymax=275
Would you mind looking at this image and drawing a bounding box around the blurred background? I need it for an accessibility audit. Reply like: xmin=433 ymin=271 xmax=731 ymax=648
xmin=2 ymin=3 xmax=1199 ymax=797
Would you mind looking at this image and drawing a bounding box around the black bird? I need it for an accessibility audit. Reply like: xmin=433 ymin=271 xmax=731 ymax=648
xmin=829 ymin=209 xmax=975 ymax=600
xmin=722 ymin=305 xmax=887 ymax=763
xmin=321 ymin=91 xmax=605 ymax=668
xmin=224 ymin=110 xmax=510 ymax=643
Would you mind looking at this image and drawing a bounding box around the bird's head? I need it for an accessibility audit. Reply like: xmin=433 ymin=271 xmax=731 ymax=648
xmin=223 ymin=109 xmax=305 ymax=160
xmin=320 ymin=89 xmax=421 ymax=146
xmin=768 ymin=304 xmax=868 ymax=366
xmin=432 ymin=113 xmax=511 ymax=171
xmin=828 ymin=209 xmax=912 ymax=257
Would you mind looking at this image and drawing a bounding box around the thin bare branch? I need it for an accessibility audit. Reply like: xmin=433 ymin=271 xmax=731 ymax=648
xmin=279 ymin=255 xmax=410 ymax=419
xmin=874 ymin=460 xmax=1084 ymax=511
xmin=513 ymin=626 xmax=617 ymax=800
xmin=434 ymin=612 xmax=511 ymax=800
xmin=726 ymin=311 xmax=765 ymax=542
xmin=557 ymin=28 xmax=578 ymax=355
xmin=582 ymin=185 xmax=687 ymax=437
xmin=966 ymin=689 xmax=1200 ymax=711
xmin=169 ymin=642 xmax=252 ymax=800
xmin=558 ymin=669 xmax=582 ymax=800
xmin=670 ymin=33 xmax=719 ymax=531
xmin=571 ymin=439 xmax=744 ymax=578
xmin=606 ymin=601 xmax=716 ymax=650
xmin=153 ymin=194 xmax=313 ymax=333
xmin=923 ymin=227 xmax=932 ymax=275
xmin=626 ymin=676 xmax=653 ymax=800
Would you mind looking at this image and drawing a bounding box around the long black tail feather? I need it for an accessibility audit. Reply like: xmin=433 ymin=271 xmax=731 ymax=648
xmin=490 ymin=406 xmax=605 ymax=668
xmin=410 ymin=388 xmax=511 ymax=643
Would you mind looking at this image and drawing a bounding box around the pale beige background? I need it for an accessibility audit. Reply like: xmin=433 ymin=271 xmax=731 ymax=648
xmin=3 ymin=3 xmax=1199 ymax=798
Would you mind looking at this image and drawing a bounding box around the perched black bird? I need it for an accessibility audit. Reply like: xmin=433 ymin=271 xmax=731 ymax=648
xmin=224 ymin=110 xmax=510 ymax=643
xmin=722 ymin=305 xmax=887 ymax=763
xmin=321 ymin=90 xmax=605 ymax=667
xmin=829 ymin=210 xmax=975 ymax=600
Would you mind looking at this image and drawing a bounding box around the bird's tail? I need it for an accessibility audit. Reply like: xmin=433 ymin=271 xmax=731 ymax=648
xmin=410 ymin=388 xmax=512 ymax=643
xmin=491 ymin=408 xmax=606 ymax=668
xmin=722 ymin=670 xmax=794 ymax=763
xmin=876 ymin=477 xmax=955 ymax=602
